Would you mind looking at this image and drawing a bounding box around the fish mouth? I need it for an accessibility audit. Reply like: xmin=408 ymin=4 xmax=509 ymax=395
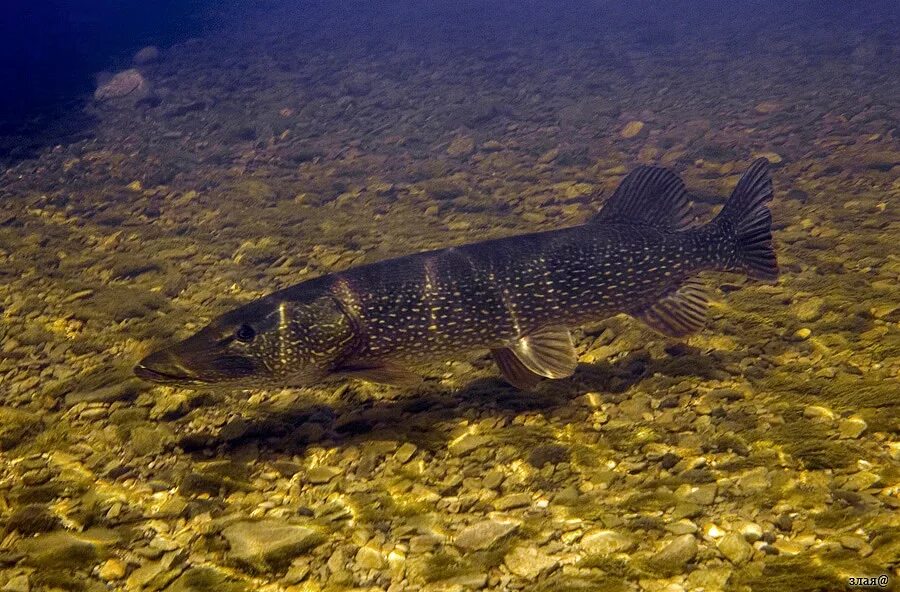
xmin=134 ymin=350 xmax=207 ymax=385
xmin=133 ymin=363 xmax=204 ymax=384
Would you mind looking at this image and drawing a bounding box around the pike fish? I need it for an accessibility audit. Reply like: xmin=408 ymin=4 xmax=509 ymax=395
xmin=134 ymin=158 xmax=778 ymax=390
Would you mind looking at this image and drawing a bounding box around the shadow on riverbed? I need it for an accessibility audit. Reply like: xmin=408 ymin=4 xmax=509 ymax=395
xmin=172 ymin=348 xmax=728 ymax=456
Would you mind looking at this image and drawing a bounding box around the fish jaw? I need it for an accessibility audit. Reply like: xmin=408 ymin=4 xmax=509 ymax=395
xmin=134 ymin=335 xmax=261 ymax=388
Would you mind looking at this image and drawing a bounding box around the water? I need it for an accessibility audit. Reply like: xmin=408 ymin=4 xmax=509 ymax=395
xmin=0 ymin=1 xmax=897 ymax=591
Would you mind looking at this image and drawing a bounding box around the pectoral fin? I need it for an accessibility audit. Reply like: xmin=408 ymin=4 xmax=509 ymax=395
xmin=632 ymin=279 xmax=710 ymax=337
xmin=491 ymin=348 xmax=543 ymax=390
xmin=335 ymin=362 xmax=423 ymax=387
xmin=493 ymin=326 xmax=578 ymax=389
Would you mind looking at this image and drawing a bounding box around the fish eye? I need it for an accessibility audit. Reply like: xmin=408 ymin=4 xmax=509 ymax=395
xmin=234 ymin=324 xmax=256 ymax=342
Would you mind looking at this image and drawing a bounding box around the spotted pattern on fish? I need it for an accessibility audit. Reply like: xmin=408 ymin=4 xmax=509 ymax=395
xmin=134 ymin=159 xmax=777 ymax=390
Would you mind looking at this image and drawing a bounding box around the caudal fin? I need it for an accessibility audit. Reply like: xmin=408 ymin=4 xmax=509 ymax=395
xmin=714 ymin=158 xmax=779 ymax=283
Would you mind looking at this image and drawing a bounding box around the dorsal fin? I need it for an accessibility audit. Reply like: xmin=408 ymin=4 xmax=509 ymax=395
xmin=591 ymin=165 xmax=693 ymax=230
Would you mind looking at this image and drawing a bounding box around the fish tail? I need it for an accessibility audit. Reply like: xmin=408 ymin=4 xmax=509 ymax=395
xmin=712 ymin=157 xmax=779 ymax=283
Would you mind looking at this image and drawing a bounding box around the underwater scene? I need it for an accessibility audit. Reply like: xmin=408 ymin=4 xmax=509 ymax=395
xmin=0 ymin=1 xmax=898 ymax=591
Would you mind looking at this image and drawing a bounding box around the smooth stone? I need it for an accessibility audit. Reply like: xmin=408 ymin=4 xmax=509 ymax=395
xmin=580 ymin=529 xmax=636 ymax=555
xmin=503 ymin=545 xmax=558 ymax=579
xmin=492 ymin=493 xmax=531 ymax=511
xmin=739 ymin=522 xmax=763 ymax=543
xmin=98 ymin=558 xmax=127 ymax=580
xmin=447 ymin=135 xmax=476 ymax=157
xmin=133 ymin=46 xmax=160 ymax=65
xmin=448 ymin=434 xmax=491 ymax=456
xmin=838 ymin=417 xmax=867 ymax=438
xmin=649 ymin=535 xmax=698 ymax=575
xmin=454 ymin=519 xmax=519 ymax=551
xmin=222 ymin=520 xmax=322 ymax=570
xmin=355 ymin=545 xmax=385 ymax=570
xmin=803 ymin=405 xmax=835 ymax=421
xmin=306 ymin=466 xmax=341 ymax=484
xmin=793 ymin=297 xmax=826 ymax=322
xmin=620 ymin=120 xmax=645 ymax=139
xmin=393 ymin=442 xmax=417 ymax=463
xmin=718 ymin=532 xmax=753 ymax=565
xmin=843 ymin=471 xmax=881 ymax=491
xmin=1 ymin=575 xmax=29 ymax=592
xmin=19 ymin=532 xmax=98 ymax=569
xmin=94 ymin=69 xmax=151 ymax=102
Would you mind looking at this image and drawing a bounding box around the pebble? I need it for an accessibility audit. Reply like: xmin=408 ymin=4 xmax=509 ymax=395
xmin=393 ymin=442 xmax=417 ymax=463
xmin=454 ymin=519 xmax=519 ymax=551
xmin=803 ymin=405 xmax=835 ymax=421
xmin=793 ymin=297 xmax=826 ymax=322
xmin=446 ymin=135 xmax=476 ymax=157
xmin=842 ymin=471 xmax=881 ymax=491
xmin=580 ymin=529 xmax=636 ymax=555
xmin=718 ymin=532 xmax=753 ymax=565
xmin=355 ymin=545 xmax=386 ymax=570
xmin=620 ymin=120 xmax=645 ymax=139
xmin=133 ymin=46 xmax=160 ymax=65
xmin=503 ymin=545 xmax=558 ymax=579
xmin=1 ymin=575 xmax=29 ymax=592
xmin=838 ymin=417 xmax=867 ymax=438
xmin=448 ymin=433 xmax=491 ymax=456
xmin=98 ymin=558 xmax=127 ymax=581
xmin=306 ymin=466 xmax=341 ymax=484
xmin=739 ymin=522 xmax=763 ymax=543
xmin=676 ymin=483 xmax=717 ymax=506
xmin=667 ymin=520 xmax=699 ymax=536
xmin=793 ymin=327 xmax=812 ymax=340
xmin=94 ymin=69 xmax=151 ymax=102
xmin=19 ymin=532 xmax=98 ymax=569
xmin=650 ymin=535 xmax=698 ymax=575
xmin=492 ymin=493 xmax=531 ymax=511
xmin=222 ymin=520 xmax=323 ymax=570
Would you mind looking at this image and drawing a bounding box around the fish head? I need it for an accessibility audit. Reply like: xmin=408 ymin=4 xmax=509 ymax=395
xmin=134 ymin=295 xmax=356 ymax=388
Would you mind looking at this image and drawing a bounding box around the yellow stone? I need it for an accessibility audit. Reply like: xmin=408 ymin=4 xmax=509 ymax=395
xmin=126 ymin=180 xmax=143 ymax=192
xmin=98 ymin=558 xmax=127 ymax=580
xmin=620 ymin=120 xmax=645 ymax=139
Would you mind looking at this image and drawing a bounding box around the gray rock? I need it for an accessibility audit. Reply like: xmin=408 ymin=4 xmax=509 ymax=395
xmin=454 ymin=519 xmax=519 ymax=551
xmin=133 ymin=46 xmax=160 ymax=65
xmin=94 ymin=69 xmax=152 ymax=104
xmin=649 ymin=534 xmax=698 ymax=575
xmin=222 ymin=520 xmax=323 ymax=570
xmin=718 ymin=532 xmax=753 ymax=564
xmin=503 ymin=545 xmax=558 ymax=579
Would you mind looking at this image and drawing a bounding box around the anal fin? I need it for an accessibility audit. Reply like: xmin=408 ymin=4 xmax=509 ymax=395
xmin=493 ymin=325 xmax=577 ymax=389
xmin=335 ymin=362 xmax=423 ymax=387
xmin=632 ymin=279 xmax=710 ymax=337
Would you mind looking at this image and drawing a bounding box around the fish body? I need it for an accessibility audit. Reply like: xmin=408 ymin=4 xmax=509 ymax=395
xmin=135 ymin=159 xmax=777 ymax=390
